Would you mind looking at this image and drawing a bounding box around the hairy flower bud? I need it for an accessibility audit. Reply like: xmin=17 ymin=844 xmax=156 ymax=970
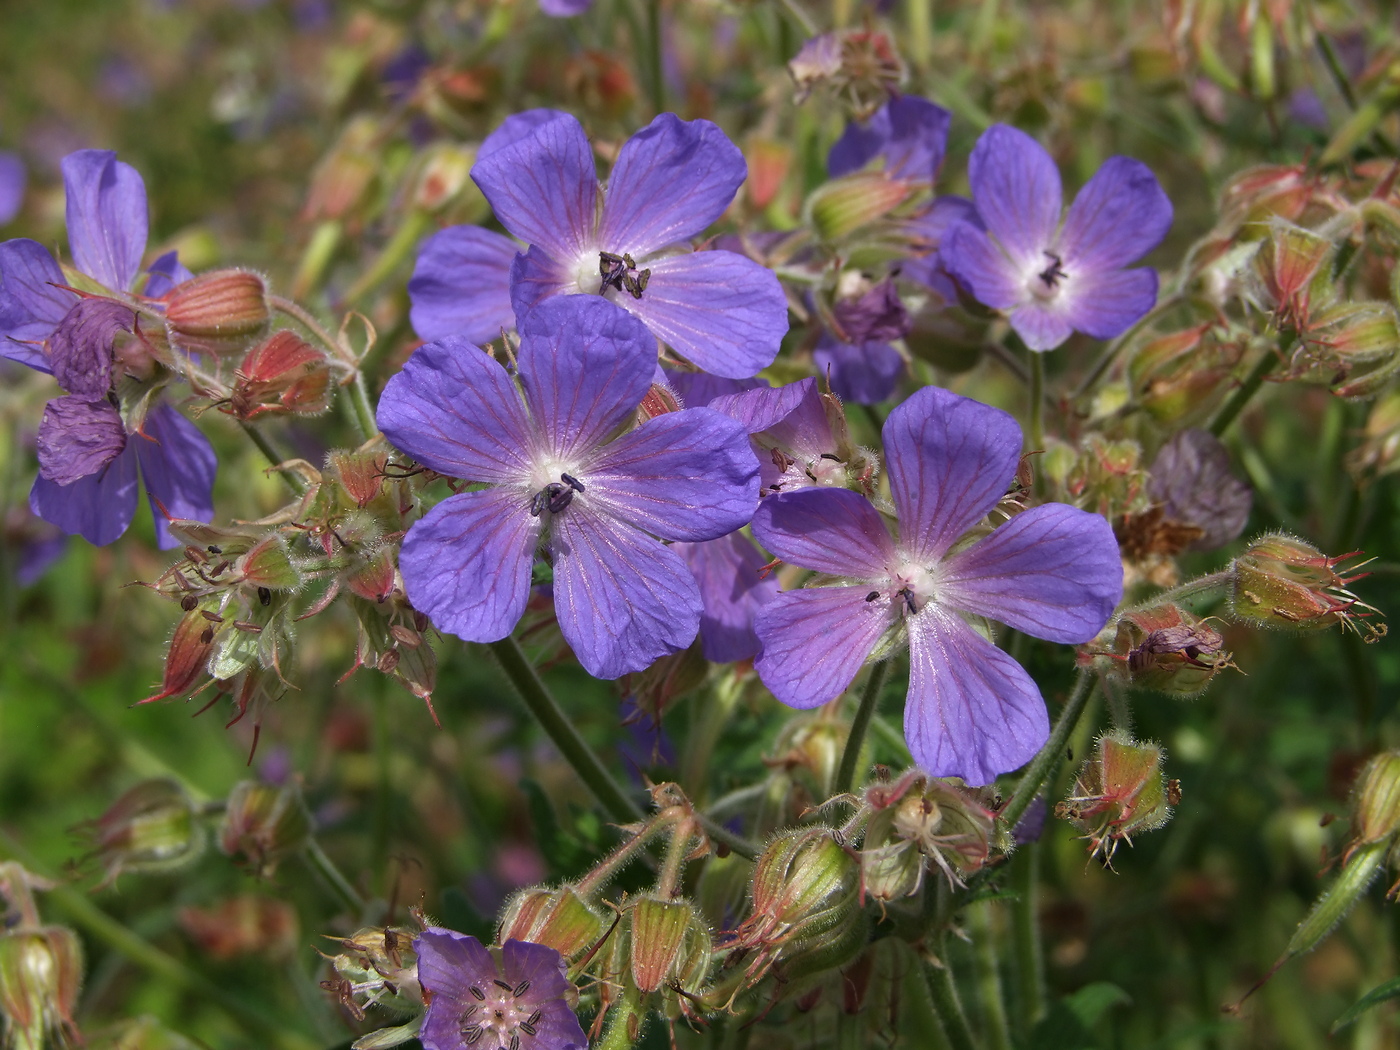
xmin=164 ymin=269 xmax=270 ymax=352
xmin=81 ymin=779 xmax=204 ymax=886
xmin=806 ymin=173 xmax=914 ymax=243
xmin=225 ymin=331 xmax=332 ymax=419
xmin=1101 ymin=604 xmax=1234 ymax=696
xmin=1252 ymin=223 xmax=1331 ymax=325
xmin=497 ymin=886 xmax=604 ymax=963
xmin=1351 ymin=751 xmax=1400 ymax=849
xmin=1231 ymin=534 xmax=1384 ymax=636
xmin=219 ymin=780 xmax=312 ymax=877
xmin=1056 ymin=731 xmax=1177 ymax=864
xmin=138 ymin=609 xmax=216 ymax=704
xmin=625 ymin=896 xmax=712 ymax=996
xmin=0 ymin=927 xmax=82 ymax=1050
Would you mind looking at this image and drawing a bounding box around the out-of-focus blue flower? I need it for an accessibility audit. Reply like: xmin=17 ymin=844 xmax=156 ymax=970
xmin=942 ymin=124 xmax=1172 ymax=352
xmin=540 ymin=0 xmax=593 ymax=15
xmin=828 ymin=94 xmax=951 ymax=183
xmin=0 ymin=150 xmax=216 ymax=548
xmin=417 ymin=109 xmax=788 ymax=378
xmin=750 ymin=386 xmax=1123 ymax=785
xmin=377 ymin=295 xmax=760 ymax=679
xmin=0 ymin=152 xmax=24 ymax=225
xmin=415 ymin=929 xmax=586 ymax=1050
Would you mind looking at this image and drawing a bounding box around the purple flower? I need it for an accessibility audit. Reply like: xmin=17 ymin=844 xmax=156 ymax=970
xmin=813 ymin=333 xmax=905 ymax=405
xmin=675 ymin=530 xmax=779 ymax=663
xmin=540 ymin=0 xmax=593 ymax=14
xmin=1148 ymin=429 xmax=1251 ymax=551
xmin=415 ymin=928 xmax=586 ymax=1050
xmin=942 ymin=125 xmax=1172 ymax=352
xmin=828 ymin=95 xmax=951 ymax=183
xmin=0 ymin=150 xmax=216 ymax=548
xmin=378 ymin=295 xmax=760 ymax=679
xmin=465 ymin=110 xmax=788 ymax=378
xmin=0 ymin=152 xmax=24 ymax=225
xmin=750 ymin=386 xmax=1122 ymax=784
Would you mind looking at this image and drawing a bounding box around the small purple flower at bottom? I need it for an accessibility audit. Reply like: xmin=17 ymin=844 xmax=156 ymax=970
xmin=378 ymin=295 xmax=759 ymax=679
xmin=750 ymin=386 xmax=1122 ymax=785
xmin=415 ymin=928 xmax=586 ymax=1050
xmin=942 ymin=124 xmax=1171 ymax=352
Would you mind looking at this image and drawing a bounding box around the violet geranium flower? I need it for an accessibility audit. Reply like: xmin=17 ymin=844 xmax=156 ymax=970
xmin=377 ymin=295 xmax=759 ymax=679
xmin=942 ymin=124 xmax=1172 ymax=352
xmin=467 ymin=110 xmax=789 ymax=378
xmin=415 ymin=928 xmax=586 ymax=1050
xmin=750 ymin=386 xmax=1122 ymax=785
xmin=0 ymin=150 xmax=216 ymax=548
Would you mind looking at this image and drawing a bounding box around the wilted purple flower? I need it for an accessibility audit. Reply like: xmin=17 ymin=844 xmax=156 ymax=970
xmin=462 ymin=110 xmax=788 ymax=378
xmin=378 ymin=295 xmax=759 ymax=679
xmin=415 ymin=928 xmax=586 ymax=1050
xmin=942 ymin=124 xmax=1172 ymax=352
xmin=0 ymin=151 xmax=24 ymax=225
xmin=751 ymin=386 xmax=1122 ymax=784
xmin=1148 ymin=429 xmax=1251 ymax=551
xmin=828 ymin=95 xmax=951 ymax=183
xmin=675 ymin=531 xmax=779 ymax=663
xmin=0 ymin=150 xmax=216 ymax=548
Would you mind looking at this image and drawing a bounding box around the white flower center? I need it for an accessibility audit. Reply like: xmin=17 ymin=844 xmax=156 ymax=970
xmin=1025 ymin=248 xmax=1068 ymax=303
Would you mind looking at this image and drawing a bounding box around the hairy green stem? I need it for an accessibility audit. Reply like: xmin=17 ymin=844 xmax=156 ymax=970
xmin=1001 ymin=672 xmax=1097 ymax=831
xmin=304 ymin=839 xmax=369 ymax=917
xmin=1208 ymin=341 xmax=1284 ymax=436
xmin=239 ymin=422 xmax=309 ymax=496
xmin=1009 ymin=842 xmax=1046 ymax=1028
xmin=348 ymin=370 xmax=378 ymax=441
xmin=682 ymin=672 xmax=744 ymax=804
xmin=969 ymin=901 xmax=1013 ymax=1050
xmin=599 ymin=987 xmax=645 ymax=1050
xmin=488 ymin=636 xmax=643 ymax=824
xmin=1122 ymin=569 xmax=1234 ymax=616
xmin=835 ymin=661 xmax=890 ymax=796
xmin=925 ymin=947 xmax=980 ymax=1050
xmin=906 ymin=0 xmax=932 ymax=71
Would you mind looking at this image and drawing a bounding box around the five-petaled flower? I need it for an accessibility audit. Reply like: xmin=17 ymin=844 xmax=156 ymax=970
xmin=377 ymin=295 xmax=760 ymax=679
xmin=415 ymin=928 xmax=586 ymax=1050
xmin=750 ymin=385 xmax=1123 ymax=785
xmin=410 ymin=109 xmax=789 ymax=379
xmin=942 ymin=124 xmax=1172 ymax=352
xmin=0 ymin=149 xmax=214 ymax=549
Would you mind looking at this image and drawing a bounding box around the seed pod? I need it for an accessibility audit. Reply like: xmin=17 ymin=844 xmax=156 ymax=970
xmin=1231 ymin=534 xmax=1381 ymax=634
xmin=1351 ymin=751 xmax=1400 ymax=849
xmin=138 ymin=610 xmax=216 ymax=704
xmin=82 ymin=779 xmax=204 ymax=886
xmin=219 ymin=781 xmax=312 ymax=877
xmin=626 ymin=896 xmax=712 ymax=996
xmin=1056 ymin=730 xmax=1176 ymax=864
xmin=225 ymin=331 xmax=332 ymax=419
xmin=0 ymin=926 xmax=82 ymax=1050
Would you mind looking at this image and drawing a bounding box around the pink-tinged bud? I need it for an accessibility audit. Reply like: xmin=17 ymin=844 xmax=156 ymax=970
xmin=324 ymin=925 xmax=422 ymax=1019
xmin=327 ymin=451 xmax=389 ymax=508
xmin=412 ymin=144 xmax=473 ymax=212
xmin=178 ymin=895 xmax=298 ymax=961
xmin=165 ymin=269 xmax=270 ymax=351
xmin=219 ymin=780 xmax=312 ymax=877
xmin=1299 ymin=302 xmax=1400 ymax=396
xmin=346 ymin=549 xmax=397 ymax=604
xmin=562 ymin=50 xmax=638 ymax=121
xmin=1252 ymin=223 xmax=1332 ymax=326
xmin=497 ymin=886 xmax=604 ymax=962
xmin=806 ymin=173 xmax=914 ymax=243
xmin=1231 ymin=534 xmax=1385 ymax=637
xmin=635 ymin=382 xmax=683 ymax=424
xmin=225 ymin=331 xmax=332 ymax=420
xmin=139 ymin=610 xmax=215 ymax=704
xmin=1217 ymin=164 xmax=1317 ymax=233
xmin=1130 ymin=324 xmax=1237 ymax=425
xmin=302 ymin=116 xmax=379 ymax=223
xmin=1107 ymin=604 xmax=1235 ymax=696
xmin=1351 ymin=751 xmax=1400 ymax=848
xmin=1056 ymin=731 xmax=1177 ymax=865
xmin=626 ymin=896 xmax=713 ymax=996
xmin=80 ymin=779 xmax=203 ymax=887
xmin=237 ymin=535 xmax=302 ymax=592
xmin=0 ymin=927 xmax=82 ymax=1050
xmin=745 ymin=139 xmax=792 ymax=211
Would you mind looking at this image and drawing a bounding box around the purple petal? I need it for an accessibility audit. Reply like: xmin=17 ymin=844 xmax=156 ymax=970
xmin=30 ymin=441 xmax=139 ymax=546
xmin=62 ymin=150 xmax=148 ymax=291
xmin=813 ymin=334 xmax=905 ymax=405
xmin=414 ymin=927 xmax=497 ymax=1006
xmin=883 ymin=386 xmax=1022 ymax=562
xmin=142 ymin=250 xmax=192 ymax=298
xmin=753 ymin=587 xmax=891 ymax=709
xmin=707 ymin=378 xmax=814 ymax=434
xmin=967 ymin=125 xmax=1061 ymax=268
xmin=617 ymin=249 xmax=788 ymax=379
xmin=829 ymin=95 xmax=951 ymax=182
xmin=752 ymin=487 xmax=893 ymax=578
xmin=831 ymin=279 xmax=910 ymax=345
xmin=677 ymin=531 xmax=778 ymax=663
xmin=541 ymin=0 xmax=594 ymax=13
xmin=135 ymin=404 xmax=218 ymax=550
xmin=500 ymin=939 xmax=572 ymax=1003
xmin=36 ymin=396 xmax=126 ymax=484
xmin=521 ymin=998 xmax=588 ymax=1050
xmin=518 ymin=295 xmax=655 ymax=461
xmin=471 ymin=112 xmax=598 ymax=263
xmin=17 ymin=532 xmax=67 ymax=587
xmin=940 ymin=221 xmax=1024 ymax=312
xmin=550 ymin=507 xmax=702 ymax=679
xmin=904 ymin=610 xmax=1048 ymax=785
xmin=1007 ymin=301 xmax=1076 ymax=353
xmin=1053 ymin=266 xmax=1159 ymax=342
xmin=48 ymin=298 xmax=133 ymax=398
xmin=408 ymin=225 xmax=519 ymax=343
xmin=478 ymin=109 xmax=574 ymax=163
xmin=0 ymin=239 xmax=72 ymax=369
xmin=940 ymin=504 xmax=1123 ymax=644
xmin=377 ymin=335 xmax=534 ymax=482
xmin=508 ymin=244 xmax=577 ymax=320
xmin=583 ymin=407 xmax=758 ymax=541
xmin=1148 ymin=429 xmax=1252 ymax=551
xmin=664 ymin=368 xmax=767 ymax=408
xmin=0 ymin=152 xmax=26 ymax=225
xmin=400 ymin=489 xmax=540 ymax=643
xmin=598 ymin=114 xmax=747 ymax=257
xmin=1059 ymin=156 xmax=1172 ymax=274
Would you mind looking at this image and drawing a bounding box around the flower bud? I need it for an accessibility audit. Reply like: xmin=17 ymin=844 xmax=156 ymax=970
xmin=138 ymin=610 xmax=216 ymax=704
xmin=858 ymin=839 xmax=924 ymax=903
xmin=411 ymin=144 xmax=473 ymax=213
xmin=497 ymin=885 xmax=604 ymax=962
xmin=806 ymin=173 xmax=913 ymax=243
xmin=635 ymin=382 xmax=683 ymax=424
xmin=219 ymin=780 xmax=312 ymax=877
xmin=1351 ymin=751 xmax=1400 ymax=847
xmin=226 ymin=331 xmax=332 ymax=419
xmin=1231 ymin=534 xmax=1383 ymax=635
xmin=626 ymin=896 xmax=713 ymax=996
xmin=0 ymin=926 xmax=82 ymax=1050
xmin=164 ymin=269 xmax=270 ymax=352
xmin=324 ymin=925 xmax=422 ymax=1020
xmin=236 ymin=535 xmax=303 ymax=592
xmin=1348 ymin=387 xmax=1400 ymax=477
xmin=1056 ymin=731 xmax=1177 ymax=864
xmin=1251 ymin=223 xmax=1331 ymax=322
xmin=81 ymin=779 xmax=204 ymax=886
xmin=1110 ymin=604 xmax=1234 ymax=696
xmin=327 ymin=451 xmax=389 ymax=509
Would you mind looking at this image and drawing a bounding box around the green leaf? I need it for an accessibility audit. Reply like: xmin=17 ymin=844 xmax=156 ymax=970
xmin=1331 ymin=975 xmax=1400 ymax=1033
xmin=1028 ymin=983 xmax=1131 ymax=1050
